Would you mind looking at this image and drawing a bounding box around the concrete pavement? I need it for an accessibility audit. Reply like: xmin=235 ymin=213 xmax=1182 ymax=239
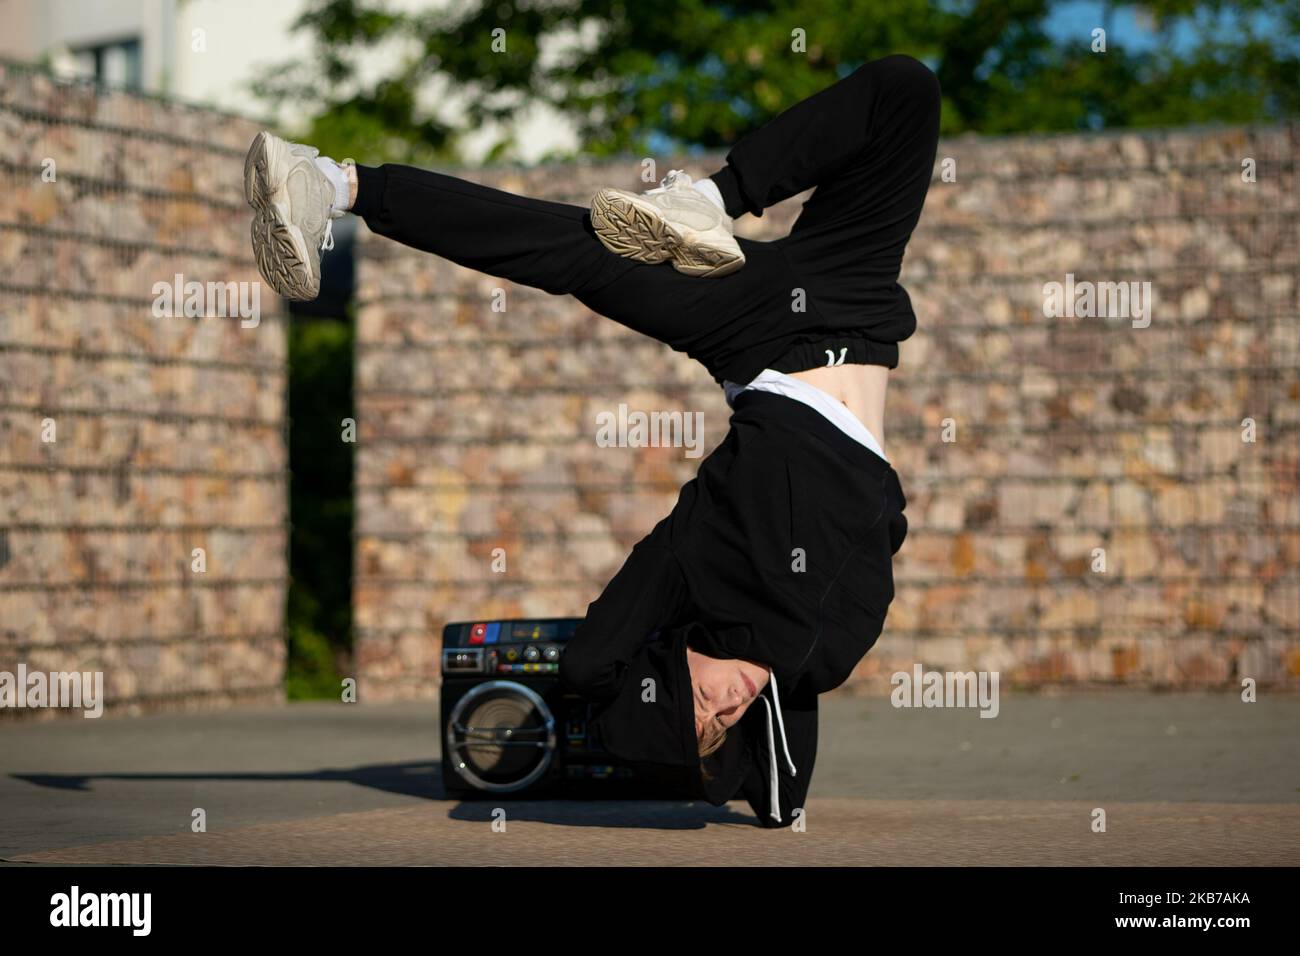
xmin=2 ymin=692 xmax=1297 ymax=865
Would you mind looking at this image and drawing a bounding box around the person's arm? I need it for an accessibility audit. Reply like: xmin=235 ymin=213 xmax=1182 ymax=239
xmin=558 ymin=538 xmax=687 ymax=702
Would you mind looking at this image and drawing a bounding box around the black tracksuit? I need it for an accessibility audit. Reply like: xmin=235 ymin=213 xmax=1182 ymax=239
xmin=352 ymin=54 xmax=940 ymax=826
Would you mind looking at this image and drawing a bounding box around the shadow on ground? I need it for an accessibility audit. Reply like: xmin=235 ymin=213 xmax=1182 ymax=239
xmin=10 ymin=762 xmax=756 ymax=830
xmin=13 ymin=761 xmax=440 ymax=800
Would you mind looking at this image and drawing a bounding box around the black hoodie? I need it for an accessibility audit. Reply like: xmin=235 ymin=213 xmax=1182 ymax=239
xmin=562 ymin=390 xmax=907 ymax=825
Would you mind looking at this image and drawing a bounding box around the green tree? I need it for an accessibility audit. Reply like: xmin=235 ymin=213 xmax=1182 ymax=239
xmin=253 ymin=0 xmax=1298 ymax=163
xmin=285 ymin=317 xmax=354 ymax=699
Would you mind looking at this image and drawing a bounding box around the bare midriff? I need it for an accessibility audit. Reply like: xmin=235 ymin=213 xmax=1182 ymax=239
xmin=786 ymin=363 xmax=889 ymax=457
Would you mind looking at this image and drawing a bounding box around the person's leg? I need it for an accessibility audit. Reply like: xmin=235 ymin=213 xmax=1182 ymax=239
xmin=707 ymin=53 xmax=942 ymax=358
xmin=588 ymin=55 xmax=940 ymax=281
xmin=353 ymin=163 xmax=643 ymax=300
xmin=243 ymin=126 xmax=748 ymax=346
xmin=580 ymin=55 xmax=941 ymax=379
xmin=351 ymin=162 xmax=797 ymax=376
xmin=706 ymin=53 xmax=941 ymax=231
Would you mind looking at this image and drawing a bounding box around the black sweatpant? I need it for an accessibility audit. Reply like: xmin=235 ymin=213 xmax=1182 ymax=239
xmin=352 ymin=54 xmax=941 ymax=386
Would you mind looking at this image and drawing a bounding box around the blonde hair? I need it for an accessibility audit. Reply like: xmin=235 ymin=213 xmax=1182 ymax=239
xmin=698 ymin=719 xmax=727 ymax=759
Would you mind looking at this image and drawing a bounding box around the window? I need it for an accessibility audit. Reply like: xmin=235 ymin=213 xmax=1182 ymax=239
xmin=71 ymin=37 xmax=142 ymax=90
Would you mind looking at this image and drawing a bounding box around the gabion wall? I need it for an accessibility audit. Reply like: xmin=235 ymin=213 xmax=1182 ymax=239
xmin=0 ymin=61 xmax=289 ymax=718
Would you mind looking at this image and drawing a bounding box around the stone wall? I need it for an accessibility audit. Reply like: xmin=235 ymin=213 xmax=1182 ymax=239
xmin=0 ymin=61 xmax=289 ymax=718
xmin=353 ymin=122 xmax=1298 ymax=700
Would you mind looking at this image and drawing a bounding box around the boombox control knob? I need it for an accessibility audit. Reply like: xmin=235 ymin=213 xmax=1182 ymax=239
xmin=523 ymin=645 xmax=540 ymax=662
xmin=543 ymin=645 xmax=560 ymax=662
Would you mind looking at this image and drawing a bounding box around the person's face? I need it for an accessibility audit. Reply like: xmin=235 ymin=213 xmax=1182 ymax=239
xmin=686 ymin=647 xmax=771 ymax=740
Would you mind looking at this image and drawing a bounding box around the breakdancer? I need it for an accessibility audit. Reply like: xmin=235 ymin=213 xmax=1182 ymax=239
xmin=245 ymin=53 xmax=939 ymax=826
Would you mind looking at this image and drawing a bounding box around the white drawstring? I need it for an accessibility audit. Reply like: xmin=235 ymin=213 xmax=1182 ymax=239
xmin=758 ymin=674 xmax=798 ymax=822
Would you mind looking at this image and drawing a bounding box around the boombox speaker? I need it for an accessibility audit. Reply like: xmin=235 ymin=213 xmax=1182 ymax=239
xmin=439 ymin=617 xmax=688 ymax=799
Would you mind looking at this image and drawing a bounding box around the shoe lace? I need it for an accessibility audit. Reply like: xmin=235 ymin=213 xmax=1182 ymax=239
xmin=321 ymin=218 xmax=335 ymax=252
xmin=649 ymin=168 xmax=688 ymax=193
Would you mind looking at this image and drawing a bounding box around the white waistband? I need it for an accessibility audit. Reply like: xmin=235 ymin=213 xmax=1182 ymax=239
xmin=723 ymin=369 xmax=888 ymax=462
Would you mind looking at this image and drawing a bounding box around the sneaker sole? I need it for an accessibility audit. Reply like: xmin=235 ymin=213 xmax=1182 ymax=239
xmin=244 ymin=131 xmax=320 ymax=301
xmin=590 ymin=188 xmax=745 ymax=278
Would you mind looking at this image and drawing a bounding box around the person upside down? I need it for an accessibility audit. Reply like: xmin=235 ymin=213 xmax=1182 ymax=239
xmin=245 ymin=54 xmax=940 ymax=827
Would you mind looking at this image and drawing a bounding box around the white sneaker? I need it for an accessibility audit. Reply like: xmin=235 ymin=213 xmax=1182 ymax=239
xmin=590 ymin=169 xmax=745 ymax=277
xmin=243 ymin=130 xmax=347 ymax=301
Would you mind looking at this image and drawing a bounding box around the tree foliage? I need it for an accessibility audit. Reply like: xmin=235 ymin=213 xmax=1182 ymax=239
xmin=252 ymin=0 xmax=1299 ymax=164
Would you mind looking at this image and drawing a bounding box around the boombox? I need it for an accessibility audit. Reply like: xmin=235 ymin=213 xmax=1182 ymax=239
xmin=439 ymin=617 xmax=684 ymax=799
